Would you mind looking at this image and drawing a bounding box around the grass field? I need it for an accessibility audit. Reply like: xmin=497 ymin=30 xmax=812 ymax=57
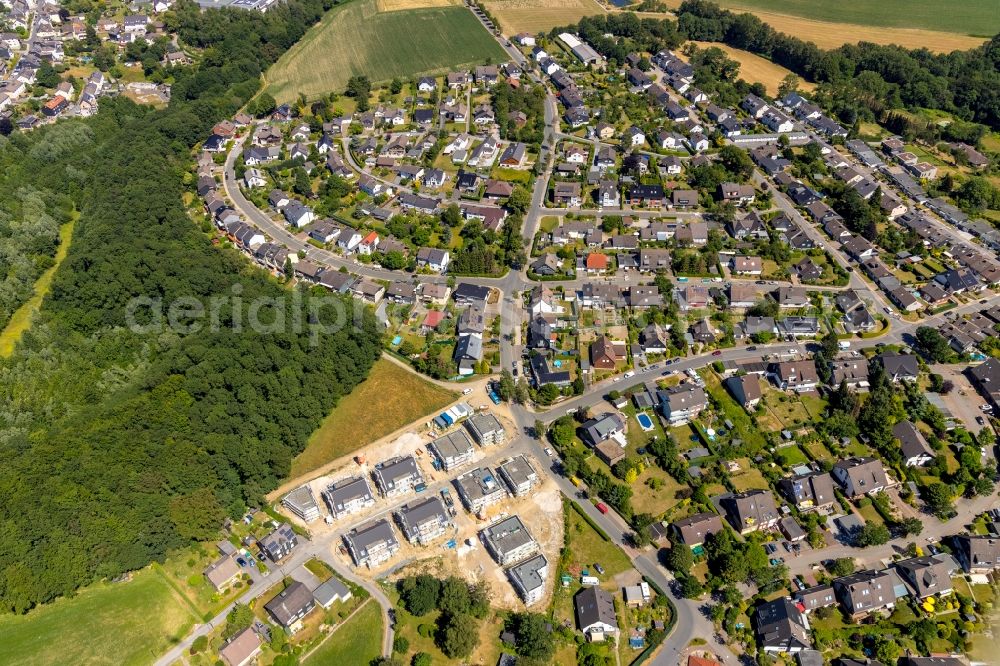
xmin=691 ymin=41 xmax=815 ymax=96
xmin=0 ymin=566 xmax=196 ymax=666
xmin=660 ymin=1 xmax=986 ymax=51
xmin=291 ymin=358 xmax=457 ymax=476
xmin=483 ymin=0 xmax=604 ymax=34
xmin=304 ymin=599 xmax=383 ymax=665
xmin=266 ymin=0 xmax=507 ymax=102
xmin=0 ymin=220 xmax=74 ymax=357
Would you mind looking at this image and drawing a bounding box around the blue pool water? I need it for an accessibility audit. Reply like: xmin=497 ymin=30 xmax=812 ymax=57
xmin=637 ymin=413 xmax=654 ymax=430
xmin=391 ymin=335 xmax=402 ymax=345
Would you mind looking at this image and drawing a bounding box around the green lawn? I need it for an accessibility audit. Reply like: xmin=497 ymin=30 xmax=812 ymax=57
xmin=304 ymin=598 xmax=383 ymax=665
xmin=775 ymin=444 xmax=809 ymax=468
xmin=0 ymin=566 xmax=197 ymax=666
xmin=292 ymin=358 xmax=457 ymax=476
xmin=266 ymin=0 xmax=507 ymax=102
xmin=695 ymin=0 xmax=1000 ymax=35
xmin=564 ymin=502 xmax=633 ymax=578
xmin=0 ymin=220 xmax=74 ymax=357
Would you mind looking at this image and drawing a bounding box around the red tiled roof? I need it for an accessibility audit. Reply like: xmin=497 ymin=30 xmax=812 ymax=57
xmin=586 ymin=253 xmax=609 ymax=269
xmin=423 ymin=310 xmax=445 ymax=328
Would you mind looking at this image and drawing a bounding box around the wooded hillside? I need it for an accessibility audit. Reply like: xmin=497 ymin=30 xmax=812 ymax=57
xmin=0 ymin=0 xmax=383 ymax=613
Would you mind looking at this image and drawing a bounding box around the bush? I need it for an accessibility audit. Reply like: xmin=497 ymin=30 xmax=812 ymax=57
xmin=393 ymin=636 xmax=409 ymax=654
xmin=190 ymin=635 xmax=208 ymax=654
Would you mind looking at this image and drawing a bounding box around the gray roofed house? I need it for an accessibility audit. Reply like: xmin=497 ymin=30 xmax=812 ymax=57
xmin=953 ymin=535 xmax=1000 ymax=573
xmin=833 ymin=570 xmax=895 ymax=617
xmin=344 ymin=518 xmax=400 ymax=567
xmin=769 ymin=360 xmax=819 ymax=392
xmin=455 ymin=466 xmax=507 ymax=513
xmin=323 ymin=476 xmax=376 ymax=518
xmin=575 ymin=586 xmax=618 ymax=641
xmin=264 ymin=581 xmax=316 ymax=632
xmin=720 ymin=489 xmax=780 ymax=534
xmin=778 ymin=471 xmax=835 ymax=511
xmin=581 ymin=413 xmax=626 ymax=446
xmin=832 ymin=457 xmax=889 ymax=498
xmin=830 ymin=358 xmax=869 ymax=389
xmin=312 ymin=577 xmax=352 ymax=608
xmin=671 ymin=512 xmax=724 ymax=547
xmin=282 ymin=485 xmax=321 ymax=522
xmin=893 ymin=420 xmax=934 ymax=467
xmin=968 ymin=357 xmax=1000 ymax=410
xmin=754 ymin=597 xmax=811 ymax=654
xmin=429 ymin=430 xmax=476 ymax=471
xmin=396 ymin=496 xmax=450 ymax=545
xmin=466 ymin=412 xmax=506 ymax=446
xmin=498 ymin=455 xmax=539 ymax=496
xmin=895 ymin=554 xmax=958 ymax=598
xmin=659 ymin=383 xmax=708 ymax=425
xmin=508 ymin=554 xmax=549 ymax=605
xmin=372 ymin=455 xmax=423 ymax=498
xmin=259 ymin=523 xmax=298 ymax=562
xmin=218 ymin=627 xmax=262 ymax=666
xmin=482 ymin=515 xmax=538 ymax=565
xmin=877 ymin=352 xmax=920 ymax=382
xmin=795 ymin=585 xmax=836 ymax=613
xmin=724 ymin=374 xmax=762 ymax=410
xmin=204 ymin=555 xmax=241 ymax=591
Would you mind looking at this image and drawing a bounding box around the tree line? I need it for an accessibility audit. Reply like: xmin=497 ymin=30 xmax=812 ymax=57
xmin=0 ymin=0 xmax=385 ymax=614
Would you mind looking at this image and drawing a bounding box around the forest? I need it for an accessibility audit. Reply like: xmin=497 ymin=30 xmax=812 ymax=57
xmin=0 ymin=0 xmax=384 ymax=614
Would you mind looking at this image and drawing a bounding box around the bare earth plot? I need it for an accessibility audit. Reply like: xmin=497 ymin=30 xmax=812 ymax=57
xmin=266 ymin=0 xmax=507 ymax=102
xmin=483 ymin=0 xmax=605 ymax=35
xmin=690 ymin=41 xmax=815 ymax=96
xmin=658 ymin=0 xmax=988 ymax=52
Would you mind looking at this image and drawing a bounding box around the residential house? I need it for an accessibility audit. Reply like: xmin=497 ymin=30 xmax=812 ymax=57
xmin=575 ymin=586 xmax=618 ymax=641
xmin=671 ymin=512 xmax=724 ymax=548
xmin=509 ymin=555 xmax=549 ymax=606
xmin=724 ymin=374 xmax=762 ymax=410
xmin=754 ymin=598 xmax=812 ymax=654
xmin=498 ymin=455 xmax=539 ymax=497
xmin=895 ymin=554 xmax=957 ymax=599
xmin=344 ymin=518 xmax=400 ymax=568
xmin=323 ymin=476 xmax=376 ymax=518
xmin=466 ymin=412 xmax=506 ymax=446
xmin=204 ymin=555 xmax=241 ymax=592
xmin=219 ymin=628 xmax=262 ymax=666
xmin=769 ymin=360 xmax=819 ymax=392
xmin=482 ymin=515 xmax=539 ymax=565
xmin=720 ymin=489 xmax=780 ymax=534
xmin=429 ymin=430 xmax=475 ymax=471
xmin=396 ymin=497 xmax=450 ymax=545
xmin=581 ymin=413 xmax=626 ymax=447
xmin=372 ymin=456 xmax=423 ymax=498
xmin=953 ymin=535 xmax=1000 ymax=573
xmin=416 ymin=247 xmax=450 ymax=272
xmin=659 ymin=384 xmax=708 ymax=425
xmin=259 ymin=523 xmax=297 ymax=562
xmin=590 ymin=335 xmax=620 ymax=370
xmin=454 ymin=466 xmax=507 ymax=513
xmin=264 ymin=581 xmax=315 ymax=633
xmin=282 ymin=485 xmax=321 ymax=523
xmin=833 ymin=570 xmax=895 ymax=617
xmin=893 ymin=421 xmax=934 ymax=467
xmin=877 ymin=353 xmax=920 ymax=383
xmin=831 ymin=457 xmax=889 ymax=498
xmin=778 ymin=472 xmax=836 ymax=512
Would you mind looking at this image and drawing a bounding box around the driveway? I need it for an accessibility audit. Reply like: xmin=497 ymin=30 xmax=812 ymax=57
xmin=930 ymin=363 xmax=990 ymax=432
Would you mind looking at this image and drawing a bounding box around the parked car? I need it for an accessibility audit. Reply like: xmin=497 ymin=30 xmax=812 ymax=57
xmin=594 ymin=563 xmax=605 ymax=575
xmin=544 ymin=447 xmax=553 ymax=457
xmin=596 ymin=502 xmax=609 ymax=514
xmin=712 ymin=350 xmax=722 ymax=356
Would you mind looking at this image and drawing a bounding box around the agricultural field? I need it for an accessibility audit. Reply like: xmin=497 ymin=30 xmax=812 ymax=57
xmin=661 ymin=0 xmax=987 ymax=51
xmin=266 ymin=0 xmax=507 ymax=102
xmin=0 ymin=566 xmax=197 ymax=666
xmin=483 ymin=0 xmax=604 ymax=35
xmin=691 ymin=41 xmax=815 ymax=96
xmin=291 ymin=358 xmax=457 ymax=476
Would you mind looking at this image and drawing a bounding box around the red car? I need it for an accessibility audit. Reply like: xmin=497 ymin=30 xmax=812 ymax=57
xmin=712 ymin=350 xmax=722 ymax=356
xmin=596 ymin=502 xmax=609 ymax=514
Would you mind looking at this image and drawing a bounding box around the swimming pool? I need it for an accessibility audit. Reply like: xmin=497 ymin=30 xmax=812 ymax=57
xmin=637 ymin=413 xmax=654 ymax=431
